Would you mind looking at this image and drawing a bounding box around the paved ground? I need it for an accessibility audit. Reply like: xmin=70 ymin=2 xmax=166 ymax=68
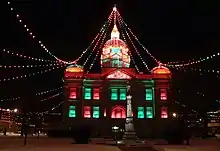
xmin=0 ymin=137 xmax=121 ymax=151
xmin=0 ymin=137 xmax=219 ymax=151
xmin=151 ymin=139 xmax=220 ymax=151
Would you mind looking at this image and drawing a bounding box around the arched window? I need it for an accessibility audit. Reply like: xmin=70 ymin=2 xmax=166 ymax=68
xmin=111 ymin=105 xmax=126 ymax=119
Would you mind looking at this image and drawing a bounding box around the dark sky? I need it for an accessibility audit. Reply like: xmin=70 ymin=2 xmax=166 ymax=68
xmin=0 ymin=0 xmax=220 ymax=112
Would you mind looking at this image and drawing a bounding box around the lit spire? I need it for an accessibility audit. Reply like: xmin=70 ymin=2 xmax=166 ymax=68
xmin=111 ymin=25 xmax=120 ymax=39
xmin=113 ymin=4 xmax=117 ymax=12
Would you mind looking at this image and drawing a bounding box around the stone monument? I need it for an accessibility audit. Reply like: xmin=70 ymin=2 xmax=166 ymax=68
xmin=123 ymin=82 xmax=138 ymax=140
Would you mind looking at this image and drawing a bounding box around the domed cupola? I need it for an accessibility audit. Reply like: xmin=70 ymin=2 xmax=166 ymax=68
xmin=101 ymin=24 xmax=130 ymax=68
xmin=65 ymin=64 xmax=84 ymax=73
xmin=152 ymin=64 xmax=171 ymax=74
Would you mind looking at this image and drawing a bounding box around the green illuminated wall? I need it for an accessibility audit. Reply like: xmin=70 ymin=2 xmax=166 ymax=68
xmin=69 ymin=105 xmax=76 ymax=118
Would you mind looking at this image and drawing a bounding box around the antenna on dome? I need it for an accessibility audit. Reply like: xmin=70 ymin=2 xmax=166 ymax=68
xmin=113 ymin=4 xmax=117 ymax=25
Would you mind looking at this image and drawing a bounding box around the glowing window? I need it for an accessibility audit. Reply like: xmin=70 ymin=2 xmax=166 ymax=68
xmin=84 ymin=88 xmax=91 ymax=100
xmin=112 ymin=59 xmax=119 ymax=67
xmin=111 ymin=89 xmax=118 ymax=100
xmin=145 ymin=89 xmax=153 ymax=101
xmin=93 ymin=88 xmax=100 ymax=100
xmin=160 ymin=89 xmax=167 ymax=100
xmin=146 ymin=107 xmax=153 ymax=118
xmin=111 ymin=106 xmax=126 ymax=119
xmin=119 ymin=89 xmax=126 ymax=100
xmin=83 ymin=106 xmax=91 ymax=118
xmin=112 ymin=47 xmax=120 ymax=53
xmin=69 ymin=88 xmax=77 ymax=99
xmin=69 ymin=106 xmax=76 ymax=118
xmin=93 ymin=106 xmax=100 ymax=118
xmin=161 ymin=107 xmax=168 ymax=118
xmin=137 ymin=107 xmax=144 ymax=118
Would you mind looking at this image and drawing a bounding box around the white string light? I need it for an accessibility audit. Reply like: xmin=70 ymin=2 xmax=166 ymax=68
xmin=0 ymin=65 xmax=66 ymax=83
xmin=36 ymin=86 xmax=63 ymax=96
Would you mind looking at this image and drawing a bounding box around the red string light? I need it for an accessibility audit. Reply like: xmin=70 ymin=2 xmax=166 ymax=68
xmin=117 ymin=12 xmax=160 ymax=64
xmin=117 ymin=13 xmax=140 ymax=73
xmin=7 ymin=1 xmax=110 ymax=65
xmin=87 ymin=11 xmax=114 ymax=73
xmin=83 ymin=12 xmax=114 ymax=68
xmin=117 ymin=11 xmax=150 ymax=71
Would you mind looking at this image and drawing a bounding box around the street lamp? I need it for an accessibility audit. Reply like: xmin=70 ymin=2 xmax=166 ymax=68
xmin=172 ymin=112 xmax=177 ymax=117
xmin=14 ymin=109 xmax=18 ymax=113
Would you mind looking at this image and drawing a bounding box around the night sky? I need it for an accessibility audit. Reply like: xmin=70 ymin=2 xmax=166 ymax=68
xmin=0 ymin=0 xmax=220 ymax=112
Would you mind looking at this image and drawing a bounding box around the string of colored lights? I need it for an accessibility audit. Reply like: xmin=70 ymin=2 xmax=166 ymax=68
xmin=43 ymin=101 xmax=64 ymax=114
xmin=174 ymin=101 xmax=197 ymax=113
xmin=7 ymin=2 xmax=110 ymax=65
xmin=7 ymin=1 xmax=73 ymax=64
xmin=0 ymin=63 xmax=63 ymax=69
xmin=0 ymin=65 xmax=66 ymax=83
xmin=3 ymin=49 xmax=59 ymax=63
xmin=40 ymin=92 xmax=63 ymax=102
xmin=175 ymin=67 xmax=220 ymax=77
xmin=87 ymin=11 xmax=114 ymax=73
xmin=83 ymin=12 xmax=113 ymax=68
xmin=0 ymin=97 xmax=20 ymax=102
xmin=36 ymin=86 xmax=63 ymax=96
xmin=117 ymin=13 xmax=140 ymax=73
xmin=117 ymin=11 xmax=150 ymax=71
xmin=82 ymin=22 xmax=108 ymax=67
xmin=117 ymin=11 xmax=160 ymax=64
xmin=165 ymin=52 xmax=220 ymax=67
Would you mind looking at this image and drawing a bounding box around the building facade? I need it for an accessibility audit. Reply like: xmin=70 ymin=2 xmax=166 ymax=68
xmin=62 ymin=25 xmax=172 ymax=137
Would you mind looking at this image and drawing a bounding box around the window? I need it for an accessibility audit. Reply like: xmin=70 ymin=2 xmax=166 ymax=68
xmin=111 ymin=106 xmax=126 ymax=118
xmin=93 ymin=106 xmax=100 ymax=118
xmin=84 ymin=88 xmax=91 ymax=100
xmin=119 ymin=89 xmax=126 ymax=100
xmin=93 ymin=88 xmax=100 ymax=100
xmin=161 ymin=107 xmax=168 ymax=118
xmin=145 ymin=89 xmax=153 ymax=100
xmin=111 ymin=89 xmax=118 ymax=100
xmin=83 ymin=106 xmax=91 ymax=118
xmin=146 ymin=107 xmax=153 ymax=118
xmin=69 ymin=106 xmax=76 ymax=118
xmin=137 ymin=107 xmax=144 ymax=118
xmin=112 ymin=47 xmax=120 ymax=53
xmin=160 ymin=89 xmax=167 ymax=100
xmin=69 ymin=88 xmax=77 ymax=99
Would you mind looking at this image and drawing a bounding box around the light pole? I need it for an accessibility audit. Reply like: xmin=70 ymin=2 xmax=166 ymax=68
xmin=123 ymin=82 xmax=137 ymax=140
